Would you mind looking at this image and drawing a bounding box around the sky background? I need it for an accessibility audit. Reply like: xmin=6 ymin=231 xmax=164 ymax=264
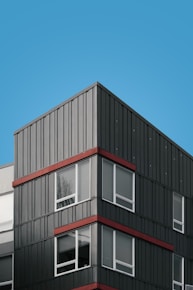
xmin=0 ymin=1 xmax=193 ymax=165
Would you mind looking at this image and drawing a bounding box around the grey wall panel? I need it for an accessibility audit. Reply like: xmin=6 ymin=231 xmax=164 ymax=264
xmin=14 ymin=86 xmax=97 ymax=179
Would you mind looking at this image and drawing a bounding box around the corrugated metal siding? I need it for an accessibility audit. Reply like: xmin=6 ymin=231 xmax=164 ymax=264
xmin=14 ymin=86 xmax=97 ymax=179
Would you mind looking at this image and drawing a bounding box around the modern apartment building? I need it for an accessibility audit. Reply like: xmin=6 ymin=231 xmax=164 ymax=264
xmin=2 ymin=82 xmax=193 ymax=289
xmin=0 ymin=164 xmax=14 ymax=289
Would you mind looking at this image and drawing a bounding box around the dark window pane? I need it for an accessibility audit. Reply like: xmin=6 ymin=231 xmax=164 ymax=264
xmin=102 ymin=226 xmax=113 ymax=268
xmin=103 ymin=160 xmax=113 ymax=202
xmin=78 ymin=227 xmax=90 ymax=268
xmin=174 ymin=255 xmax=182 ymax=282
xmin=57 ymin=233 xmax=75 ymax=264
xmin=116 ymin=231 xmax=132 ymax=265
xmin=173 ymin=193 xmax=182 ymax=221
xmin=0 ymin=256 xmax=12 ymax=283
xmin=116 ymin=262 xmax=132 ymax=274
xmin=173 ymin=222 xmax=182 ymax=232
xmin=78 ymin=160 xmax=89 ymax=202
xmin=57 ymin=263 xmax=75 ymax=274
xmin=57 ymin=166 xmax=75 ymax=200
xmin=116 ymin=166 xmax=133 ymax=200
xmin=116 ymin=197 xmax=132 ymax=210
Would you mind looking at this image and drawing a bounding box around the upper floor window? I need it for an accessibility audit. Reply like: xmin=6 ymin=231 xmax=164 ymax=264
xmin=173 ymin=254 xmax=184 ymax=290
xmin=55 ymin=226 xmax=91 ymax=276
xmin=55 ymin=159 xmax=90 ymax=210
xmin=102 ymin=226 xmax=135 ymax=276
xmin=173 ymin=192 xmax=184 ymax=233
xmin=0 ymin=192 xmax=13 ymax=232
xmin=0 ymin=255 xmax=13 ymax=289
xmin=102 ymin=158 xmax=135 ymax=212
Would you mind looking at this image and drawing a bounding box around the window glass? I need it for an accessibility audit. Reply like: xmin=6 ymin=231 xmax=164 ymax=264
xmin=102 ymin=158 xmax=135 ymax=212
xmin=173 ymin=192 xmax=184 ymax=233
xmin=57 ymin=166 xmax=75 ymax=200
xmin=57 ymin=232 xmax=75 ymax=264
xmin=173 ymin=254 xmax=184 ymax=290
xmin=78 ymin=227 xmax=90 ymax=268
xmin=173 ymin=193 xmax=182 ymax=221
xmin=116 ymin=231 xmax=132 ymax=265
xmin=174 ymin=255 xmax=182 ymax=282
xmin=55 ymin=226 xmax=90 ymax=276
xmin=0 ymin=256 xmax=12 ymax=283
xmin=0 ymin=193 xmax=13 ymax=232
xmin=78 ymin=160 xmax=89 ymax=202
xmin=116 ymin=166 xmax=133 ymax=200
xmin=102 ymin=160 xmax=113 ymax=202
xmin=102 ymin=226 xmax=113 ymax=268
xmin=102 ymin=226 xmax=134 ymax=276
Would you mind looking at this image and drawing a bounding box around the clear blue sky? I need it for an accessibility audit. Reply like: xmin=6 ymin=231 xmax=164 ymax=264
xmin=0 ymin=1 xmax=193 ymax=165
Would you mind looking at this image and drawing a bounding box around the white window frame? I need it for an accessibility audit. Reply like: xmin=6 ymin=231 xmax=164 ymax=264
xmin=173 ymin=254 xmax=184 ymax=290
xmin=102 ymin=158 xmax=135 ymax=212
xmin=173 ymin=192 xmax=184 ymax=234
xmin=55 ymin=158 xmax=91 ymax=211
xmin=0 ymin=254 xmax=14 ymax=290
xmin=102 ymin=226 xmax=135 ymax=277
xmin=54 ymin=226 xmax=91 ymax=277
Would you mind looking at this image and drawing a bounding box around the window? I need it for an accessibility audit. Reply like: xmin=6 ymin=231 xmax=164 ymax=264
xmin=102 ymin=226 xmax=135 ymax=276
xmin=55 ymin=159 xmax=90 ymax=210
xmin=173 ymin=254 xmax=184 ymax=290
xmin=102 ymin=159 xmax=135 ymax=212
xmin=0 ymin=193 xmax=13 ymax=232
xmin=55 ymin=226 xmax=91 ymax=276
xmin=0 ymin=255 xmax=13 ymax=289
xmin=173 ymin=192 xmax=184 ymax=233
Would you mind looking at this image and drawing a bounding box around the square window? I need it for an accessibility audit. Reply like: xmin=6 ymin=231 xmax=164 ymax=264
xmin=55 ymin=159 xmax=90 ymax=210
xmin=55 ymin=226 xmax=91 ymax=276
xmin=173 ymin=192 xmax=184 ymax=233
xmin=102 ymin=159 xmax=135 ymax=212
xmin=102 ymin=226 xmax=135 ymax=276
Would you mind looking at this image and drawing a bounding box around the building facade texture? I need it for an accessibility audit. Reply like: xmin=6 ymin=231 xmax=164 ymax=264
xmin=9 ymin=83 xmax=193 ymax=289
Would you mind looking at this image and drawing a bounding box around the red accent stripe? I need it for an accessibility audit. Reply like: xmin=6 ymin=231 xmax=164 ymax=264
xmin=13 ymin=147 xmax=136 ymax=187
xmin=54 ymin=216 xmax=97 ymax=236
xmin=98 ymin=148 xmax=136 ymax=171
xmin=72 ymin=283 xmax=118 ymax=290
xmin=54 ymin=215 xmax=174 ymax=251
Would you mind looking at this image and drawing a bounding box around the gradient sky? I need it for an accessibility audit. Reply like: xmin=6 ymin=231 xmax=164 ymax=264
xmin=0 ymin=1 xmax=193 ymax=165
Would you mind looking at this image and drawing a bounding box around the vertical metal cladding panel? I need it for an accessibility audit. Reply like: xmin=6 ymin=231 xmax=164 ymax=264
xmin=14 ymin=85 xmax=97 ymax=179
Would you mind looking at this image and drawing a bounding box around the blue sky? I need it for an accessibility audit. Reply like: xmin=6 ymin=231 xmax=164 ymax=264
xmin=0 ymin=1 xmax=193 ymax=165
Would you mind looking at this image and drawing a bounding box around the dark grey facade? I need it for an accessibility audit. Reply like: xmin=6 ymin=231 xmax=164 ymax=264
xmin=13 ymin=83 xmax=193 ymax=290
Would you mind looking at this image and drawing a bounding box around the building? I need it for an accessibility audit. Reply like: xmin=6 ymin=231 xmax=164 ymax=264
xmin=9 ymin=82 xmax=193 ymax=289
xmin=0 ymin=164 xmax=14 ymax=289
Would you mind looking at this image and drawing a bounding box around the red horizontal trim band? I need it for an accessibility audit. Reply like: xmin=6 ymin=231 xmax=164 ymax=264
xmin=13 ymin=147 xmax=136 ymax=187
xmin=72 ymin=283 xmax=118 ymax=290
xmin=54 ymin=216 xmax=97 ymax=236
xmin=54 ymin=215 xmax=174 ymax=252
xmin=98 ymin=148 xmax=136 ymax=171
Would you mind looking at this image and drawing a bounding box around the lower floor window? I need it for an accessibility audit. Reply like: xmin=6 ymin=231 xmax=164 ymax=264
xmin=102 ymin=226 xmax=135 ymax=276
xmin=0 ymin=255 xmax=13 ymax=289
xmin=173 ymin=254 xmax=184 ymax=290
xmin=55 ymin=226 xmax=91 ymax=276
